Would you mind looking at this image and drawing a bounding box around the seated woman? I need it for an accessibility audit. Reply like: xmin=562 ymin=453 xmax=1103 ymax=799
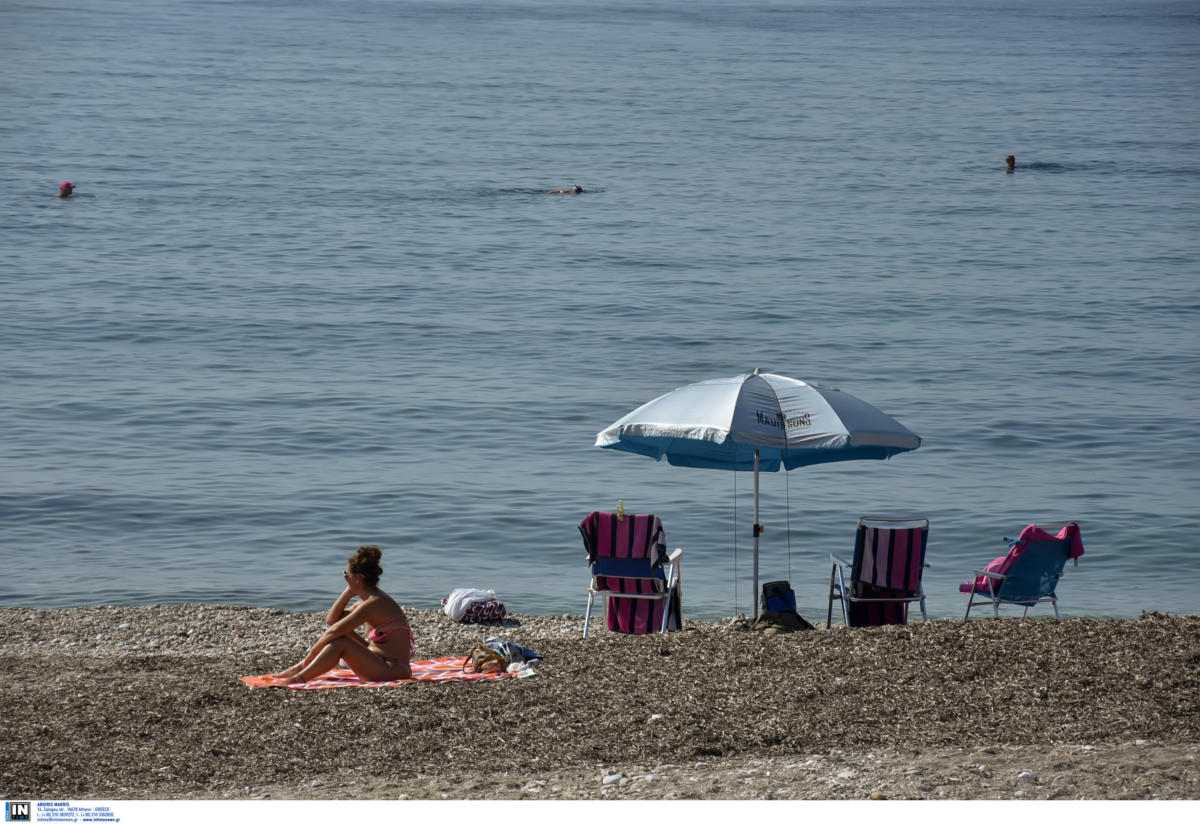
xmin=272 ymin=545 xmax=413 ymax=684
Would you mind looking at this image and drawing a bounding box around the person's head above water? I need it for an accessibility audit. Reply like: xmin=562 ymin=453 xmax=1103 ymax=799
xmin=1005 ymin=155 xmax=1016 ymax=170
xmin=57 ymin=181 xmax=76 ymax=197
xmin=548 ymin=183 xmax=584 ymax=194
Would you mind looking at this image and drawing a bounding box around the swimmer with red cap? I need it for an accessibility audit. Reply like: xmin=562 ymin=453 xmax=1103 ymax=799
xmin=57 ymin=181 xmax=76 ymax=198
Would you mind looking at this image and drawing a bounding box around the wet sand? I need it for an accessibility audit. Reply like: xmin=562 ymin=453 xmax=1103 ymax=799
xmin=1 ymin=606 xmax=1197 ymax=800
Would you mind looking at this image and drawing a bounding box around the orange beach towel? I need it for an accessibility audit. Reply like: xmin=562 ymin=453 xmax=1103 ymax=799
xmin=240 ymin=656 xmax=520 ymax=690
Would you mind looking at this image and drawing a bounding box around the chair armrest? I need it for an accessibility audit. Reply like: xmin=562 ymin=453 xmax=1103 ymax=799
xmin=664 ymin=548 xmax=683 ymax=588
xmin=829 ymin=553 xmax=851 ymax=568
xmin=972 ymin=569 xmax=1005 ymax=580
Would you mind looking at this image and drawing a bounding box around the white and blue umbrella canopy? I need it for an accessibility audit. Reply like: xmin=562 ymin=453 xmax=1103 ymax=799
xmin=595 ymin=370 xmax=921 ymax=470
xmin=595 ymin=370 xmax=921 ymax=616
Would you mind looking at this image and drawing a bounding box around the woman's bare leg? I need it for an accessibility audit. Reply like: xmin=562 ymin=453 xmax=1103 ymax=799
xmin=340 ymin=641 xmax=412 ymax=681
xmin=280 ymin=637 xmax=409 ymax=684
xmin=284 ymin=642 xmax=346 ymax=684
xmin=272 ymin=631 xmax=367 ymax=679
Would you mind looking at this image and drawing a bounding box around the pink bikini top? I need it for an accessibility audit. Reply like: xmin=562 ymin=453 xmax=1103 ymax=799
xmin=366 ymin=614 xmax=411 ymax=644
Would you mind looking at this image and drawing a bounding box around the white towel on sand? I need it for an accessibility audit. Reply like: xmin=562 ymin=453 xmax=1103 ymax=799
xmin=443 ymin=587 xmax=499 ymax=621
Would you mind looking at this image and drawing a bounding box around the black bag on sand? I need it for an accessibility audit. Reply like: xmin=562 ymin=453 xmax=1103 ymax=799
xmin=757 ymin=581 xmax=815 ymax=632
xmin=761 ymin=580 xmax=798 ymax=614
xmin=754 ymin=610 xmax=815 ymax=632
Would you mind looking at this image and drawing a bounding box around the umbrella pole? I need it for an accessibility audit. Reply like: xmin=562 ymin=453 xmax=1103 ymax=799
xmin=753 ymin=449 xmax=760 ymax=619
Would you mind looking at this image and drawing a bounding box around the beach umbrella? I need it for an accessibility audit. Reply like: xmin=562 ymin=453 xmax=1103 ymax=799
xmin=595 ymin=369 xmax=922 ymax=616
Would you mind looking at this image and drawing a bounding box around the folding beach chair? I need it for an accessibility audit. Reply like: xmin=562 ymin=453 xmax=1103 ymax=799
xmin=579 ymin=511 xmax=682 ymax=637
xmin=961 ymin=523 xmax=1084 ymax=621
xmin=827 ymin=517 xmax=930 ymax=628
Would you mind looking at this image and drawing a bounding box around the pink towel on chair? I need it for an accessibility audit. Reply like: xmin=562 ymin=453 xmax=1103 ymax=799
xmin=580 ymin=511 xmax=679 ymax=635
xmin=960 ymin=522 xmax=1084 ymax=594
xmin=860 ymin=524 xmax=925 ymax=592
xmin=847 ymin=523 xmax=928 ymax=627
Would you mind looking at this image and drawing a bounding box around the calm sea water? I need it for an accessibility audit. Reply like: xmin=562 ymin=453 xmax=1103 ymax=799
xmin=3 ymin=0 xmax=1198 ymax=620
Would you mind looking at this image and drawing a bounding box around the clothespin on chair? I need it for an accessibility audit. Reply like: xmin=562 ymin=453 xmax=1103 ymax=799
xmin=617 ymin=500 xmax=625 ymax=521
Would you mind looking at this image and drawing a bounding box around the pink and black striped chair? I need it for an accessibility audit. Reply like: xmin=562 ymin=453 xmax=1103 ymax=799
xmin=827 ymin=517 xmax=930 ymax=628
xmin=579 ymin=511 xmax=683 ymax=637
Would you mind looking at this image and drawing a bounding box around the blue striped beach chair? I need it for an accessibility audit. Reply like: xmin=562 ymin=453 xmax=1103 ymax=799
xmin=579 ymin=511 xmax=682 ymax=637
xmin=827 ymin=517 xmax=930 ymax=628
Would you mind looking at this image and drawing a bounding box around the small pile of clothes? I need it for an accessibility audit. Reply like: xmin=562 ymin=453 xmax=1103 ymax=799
xmin=464 ymin=637 xmax=543 ymax=674
xmin=442 ymin=587 xmax=507 ymax=623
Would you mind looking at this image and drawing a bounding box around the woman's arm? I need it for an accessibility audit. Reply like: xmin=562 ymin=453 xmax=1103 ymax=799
xmin=326 ymin=587 xmax=355 ymax=626
xmin=295 ymin=600 xmax=372 ymax=669
xmin=272 ymin=596 xmax=369 ymax=678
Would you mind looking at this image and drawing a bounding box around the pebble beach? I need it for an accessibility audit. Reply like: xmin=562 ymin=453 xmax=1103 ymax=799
xmin=1 ymin=606 xmax=1197 ymax=801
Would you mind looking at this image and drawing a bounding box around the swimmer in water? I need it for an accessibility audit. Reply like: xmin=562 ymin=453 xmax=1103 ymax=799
xmin=548 ymin=184 xmax=584 ymax=194
xmin=1005 ymin=155 xmax=1016 ymax=171
xmin=57 ymin=181 xmax=76 ymax=198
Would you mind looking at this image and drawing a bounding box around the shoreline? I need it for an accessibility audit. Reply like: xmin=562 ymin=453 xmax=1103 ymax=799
xmin=1 ymin=606 xmax=1197 ymax=800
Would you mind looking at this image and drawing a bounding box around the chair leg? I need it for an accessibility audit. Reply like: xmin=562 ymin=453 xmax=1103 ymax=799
xmin=827 ymin=565 xmax=836 ymax=628
xmin=583 ymin=592 xmax=595 ymax=638
xmin=919 ymin=592 xmax=927 ymax=623
xmin=964 ymin=591 xmax=975 ymax=621
xmin=1052 ymin=594 xmax=1060 ymax=622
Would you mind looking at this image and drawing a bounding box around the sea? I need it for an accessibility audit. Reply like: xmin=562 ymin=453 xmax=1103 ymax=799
xmin=2 ymin=0 xmax=1198 ymax=621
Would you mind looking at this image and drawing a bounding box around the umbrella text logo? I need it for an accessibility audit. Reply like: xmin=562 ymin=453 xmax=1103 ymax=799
xmin=756 ymin=410 xmax=812 ymax=430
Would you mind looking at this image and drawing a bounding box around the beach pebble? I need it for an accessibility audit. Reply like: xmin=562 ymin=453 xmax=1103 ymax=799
xmin=602 ymin=772 xmax=624 ymax=786
xmin=1017 ymin=770 xmax=1037 ymax=783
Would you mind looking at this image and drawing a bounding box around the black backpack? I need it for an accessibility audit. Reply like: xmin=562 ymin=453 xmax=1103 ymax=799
xmin=759 ymin=581 xmax=816 ymax=630
xmin=761 ymin=580 xmax=798 ymax=614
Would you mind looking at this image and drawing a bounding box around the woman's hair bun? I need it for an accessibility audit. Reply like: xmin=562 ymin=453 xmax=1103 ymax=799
xmin=348 ymin=544 xmax=384 ymax=586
